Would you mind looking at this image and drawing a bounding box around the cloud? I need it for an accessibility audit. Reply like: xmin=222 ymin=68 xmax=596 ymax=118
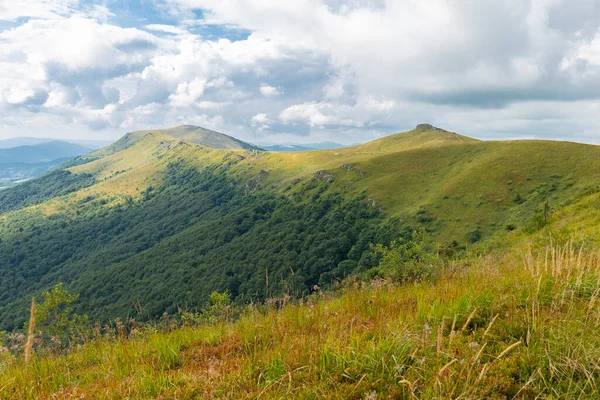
xmin=1 ymin=0 xmax=600 ymax=144
xmin=0 ymin=0 xmax=78 ymax=20
xmin=145 ymin=24 xmax=188 ymax=35
xmin=260 ymin=85 xmax=283 ymax=96
xmin=280 ymin=102 xmax=354 ymax=127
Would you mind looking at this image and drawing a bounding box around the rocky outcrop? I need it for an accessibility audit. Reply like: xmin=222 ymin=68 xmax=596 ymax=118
xmin=245 ymin=169 xmax=270 ymax=191
xmin=415 ymin=123 xmax=446 ymax=132
xmin=312 ymin=170 xmax=336 ymax=183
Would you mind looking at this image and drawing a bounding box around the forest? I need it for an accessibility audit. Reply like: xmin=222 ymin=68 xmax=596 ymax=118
xmin=0 ymin=160 xmax=415 ymax=331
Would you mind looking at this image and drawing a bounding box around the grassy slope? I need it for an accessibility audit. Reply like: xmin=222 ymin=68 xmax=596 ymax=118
xmin=40 ymin=124 xmax=600 ymax=243
xmin=2 ymin=242 xmax=600 ymax=398
xmin=3 ymin=126 xmax=600 ymax=397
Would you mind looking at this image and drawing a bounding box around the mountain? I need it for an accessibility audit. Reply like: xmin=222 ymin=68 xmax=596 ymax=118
xmin=133 ymin=125 xmax=263 ymax=150
xmin=0 ymin=137 xmax=114 ymax=150
xmin=0 ymin=123 xmax=600 ymax=332
xmin=0 ymin=141 xmax=92 ymax=164
xmin=260 ymin=141 xmax=347 ymax=152
xmin=0 ymin=141 xmax=93 ymax=187
xmin=262 ymin=143 xmax=319 ymax=152
xmin=0 ymin=158 xmax=73 ymax=180
xmin=65 ymin=139 xmax=115 ymax=150
xmin=0 ymin=137 xmax=53 ymax=149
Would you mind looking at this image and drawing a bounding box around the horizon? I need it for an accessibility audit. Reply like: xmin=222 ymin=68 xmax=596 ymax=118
xmin=2 ymin=122 xmax=600 ymax=147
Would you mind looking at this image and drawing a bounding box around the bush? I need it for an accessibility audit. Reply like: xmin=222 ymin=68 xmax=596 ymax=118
xmin=523 ymin=214 xmax=547 ymax=234
xmin=202 ymin=291 xmax=235 ymax=323
xmin=373 ymin=230 xmax=439 ymax=282
xmin=467 ymin=228 xmax=482 ymax=243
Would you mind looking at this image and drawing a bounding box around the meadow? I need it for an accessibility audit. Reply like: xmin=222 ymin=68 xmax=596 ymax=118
xmin=1 ymin=236 xmax=599 ymax=398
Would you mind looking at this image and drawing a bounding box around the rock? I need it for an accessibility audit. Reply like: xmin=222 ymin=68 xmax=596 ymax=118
xmin=312 ymin=170 xmax=336 ymax=183
xmin=245 ymin=170 xmax=270 ymax=192
xmin=340 ymin=164 xmax=354 ymax=172
xmin=415 ymin=123 xmax=446 ymax=132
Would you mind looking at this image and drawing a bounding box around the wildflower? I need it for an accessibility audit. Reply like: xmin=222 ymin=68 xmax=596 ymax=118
xmin=423 ymin=323 xmax=432 ymax=334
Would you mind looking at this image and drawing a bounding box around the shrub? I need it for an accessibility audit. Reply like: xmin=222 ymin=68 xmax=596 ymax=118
xmin=374 ymin=230 xmax=439 ymax=282
xmin=467 ymin=228 xmax=482 ymax=243
xmin=523 ymin=214 xmax=547 ymax=234
xmin=202 ymin=291 xmax=235 ymax=323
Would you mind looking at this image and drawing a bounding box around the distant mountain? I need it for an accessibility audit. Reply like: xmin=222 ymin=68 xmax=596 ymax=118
xmin=0 ymin=141 xmax=92 ymax=164
xmin=260 ymin=141 xmax=347 ymax=152
xmin=0 ymin=158 xmax=74 ymax=180
xmin=0 ymin=137 xmax=115 ymax=150
xmin=0 ymin=141 xmax=92 ymax=183
xmin=261 ymin=144 xmax=318 ymax=152
xmin=66 ymin=139 xmax=115 ymax=150
xmin=0 ymin=137 xmax=52 ymax=149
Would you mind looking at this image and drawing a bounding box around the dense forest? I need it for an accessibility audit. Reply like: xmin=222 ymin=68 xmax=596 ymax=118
xmin=0 ymin=160 xmax=410 ymax=330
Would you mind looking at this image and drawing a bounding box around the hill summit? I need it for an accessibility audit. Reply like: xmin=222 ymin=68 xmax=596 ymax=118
xmin=140 ymin=125 xmax=261 ymax=150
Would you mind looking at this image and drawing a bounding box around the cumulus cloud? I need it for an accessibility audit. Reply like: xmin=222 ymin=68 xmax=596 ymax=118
xmin=0 ymin=0 xmax=78 ymax=21
xmin=1 ymin=0 xmax=600 ymax=143
xmin=260 ymin=85 xmax=283 ymax=96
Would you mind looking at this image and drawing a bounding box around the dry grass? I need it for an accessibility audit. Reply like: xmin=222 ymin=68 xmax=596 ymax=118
xmin=23 ymin=298 xmax=35 ymax=370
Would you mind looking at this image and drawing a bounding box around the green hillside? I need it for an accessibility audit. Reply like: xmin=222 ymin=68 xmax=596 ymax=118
xmin=2 ymin=124 xmax=600 ymax=398
xmin=2 ymin=229 xmax=600 ymax=398
xmin=0 ymin=124 xmax=599 ymax=330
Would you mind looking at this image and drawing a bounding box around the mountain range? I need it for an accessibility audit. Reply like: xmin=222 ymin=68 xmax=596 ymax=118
xmin=258 ymin=141 xmax=347 ymax=152
xmin=0 ymin=137 xmax=114 ymax=150
xmin=0 ymin=141 xmax=93 ymax=187
xmin=0 ymin=123 xmax=598 ymax=331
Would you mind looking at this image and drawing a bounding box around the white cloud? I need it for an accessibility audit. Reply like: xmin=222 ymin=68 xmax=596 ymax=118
xmin=259 ymin=85 xmax=283 ymax=96
xmin=252 ymin=113 xmax=271 ymax=124
xmin=169 ymin=77 xmax=207 ymax=107
xmin=0 ymin=0 xmax=78 ymax=20
xmin=2 ymin=0 xmax=600 ymax=144
xmin=145 ymin=24 xmax=187 ymax=35
xmin=280 ymin=102 xmax=355 ymax=127
xmin=0 ymin=16 xmax=159 ymax=72
xmin=197 ymin=101 xmax=228 ymax=110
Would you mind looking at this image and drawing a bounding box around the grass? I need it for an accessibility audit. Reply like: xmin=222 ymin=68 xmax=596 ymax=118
xmin=2 ymin=241 xmax=600 ymax=398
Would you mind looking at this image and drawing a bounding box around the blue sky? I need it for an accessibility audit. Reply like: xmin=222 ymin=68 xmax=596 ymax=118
xmin=1 ymin=0 xmax=600 ymax=145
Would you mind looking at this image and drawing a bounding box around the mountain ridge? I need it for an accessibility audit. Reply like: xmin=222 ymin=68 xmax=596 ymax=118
xmin=0 ymin=123 xmax=600 ymax=330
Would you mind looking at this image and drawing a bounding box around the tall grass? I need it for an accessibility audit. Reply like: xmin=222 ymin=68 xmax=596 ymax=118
xmin=23 ymin=298 xmax=35 ymax=370
xmin=2 ymin=243 xmax=600 ymax=398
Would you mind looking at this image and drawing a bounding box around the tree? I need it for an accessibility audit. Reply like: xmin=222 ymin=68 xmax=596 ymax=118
xmin=36 ymin=283 xmax=88 ymax=346
xmin=544 ymin=200 xmax=550 ymax=223
xmin=202 ymin=291 xmax=234 ymax=323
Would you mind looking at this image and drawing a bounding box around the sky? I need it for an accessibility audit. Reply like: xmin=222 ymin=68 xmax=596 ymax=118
xmin=1 ymin=0 xmax=600 ymax=145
